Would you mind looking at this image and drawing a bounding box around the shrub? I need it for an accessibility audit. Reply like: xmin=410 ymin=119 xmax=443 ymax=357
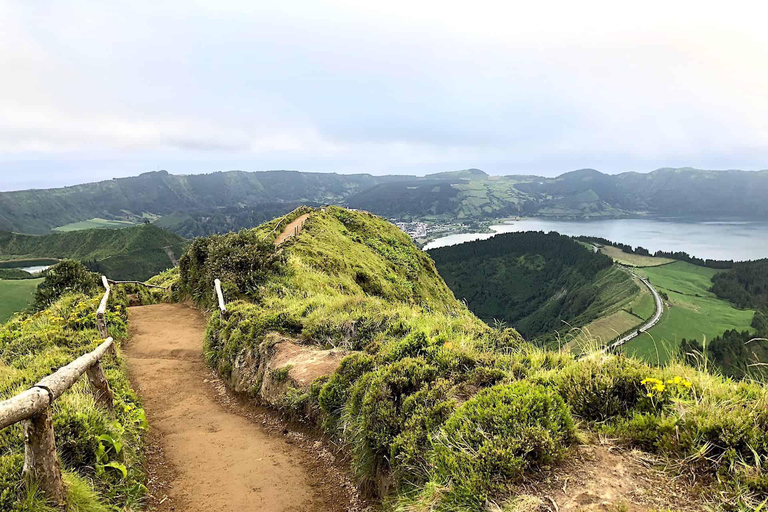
xmin=432 ymin=381 xmax=574 ymax=508
xmin=318 ymin=353 xmax=375 ymax=417
xmin=551 ymin=356 xmax=647 ymax=421
xmin=389 ymin=379 xmax=456 ymax=486
xmin=179 ymin=230 xmax=285 ymax=307
xmin=0 ymin=291 xmax=144 ymax=510
xmin=358 ymin=358 xmax=438 ymax=457
xmin=33 ymin=260 xmax=101 ymax=311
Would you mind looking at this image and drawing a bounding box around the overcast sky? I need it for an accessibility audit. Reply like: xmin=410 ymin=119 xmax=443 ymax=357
xmin=1 ymin=1 xmax=767 ymax=191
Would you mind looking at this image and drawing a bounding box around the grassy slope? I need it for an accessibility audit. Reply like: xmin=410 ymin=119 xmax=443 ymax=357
xmin=53 ymin=218 xmax=138 ymax=232
xmin=0 ymin=278 xmax=43 ymax=322
xmin=180 ymin=207 xmax=768 ymax=509
xmin=598 ymin=245 xmax=674 ymax=267
xmin=0 ymin=290 xmax=146 ymax=511
xmin=567 ymin=272 xmax=654 ymax=349
xmin=623 ymin=262 xmax=755 ymax=363
xmin=0 ymin=224 xmax=185 ymax=281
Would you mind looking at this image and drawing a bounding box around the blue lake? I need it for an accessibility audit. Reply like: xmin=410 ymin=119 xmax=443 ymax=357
xmin=423 ymin=218 xmax=768 ymax=261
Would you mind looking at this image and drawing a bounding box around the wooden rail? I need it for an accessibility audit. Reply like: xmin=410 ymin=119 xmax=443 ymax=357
xmin=0 ymin=275 xmax=118 ymax=505
xmin=214 ymin=278 xmax=227 ymax=318
xmin=106 ymin=279 xmax=169 ymax=290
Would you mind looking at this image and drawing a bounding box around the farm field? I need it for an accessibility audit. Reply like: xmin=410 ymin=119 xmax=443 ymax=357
xmin=622 ymin=261 xmax=755 ymax=363
xmin=0 ymin=278 xmax=43 ymax=322
xmin=598 ymin=245 xmax=674 ymax=267
xmin=53 ymin=217 xmax=137 ymax=231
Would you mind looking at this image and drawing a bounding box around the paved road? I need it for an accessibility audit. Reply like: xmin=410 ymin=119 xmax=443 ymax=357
xmin=605 ymin=270 xmax=664 ymax=352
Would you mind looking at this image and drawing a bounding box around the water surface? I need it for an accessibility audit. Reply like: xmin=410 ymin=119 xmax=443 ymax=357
xmin=424 ymin=218 xmax=768 ymax=261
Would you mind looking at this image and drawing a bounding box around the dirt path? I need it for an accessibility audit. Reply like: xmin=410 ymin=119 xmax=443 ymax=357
xmin=126 ymin=303 xmax=351 ymax=512
xmin=275 ymin=213 xmax=310 ymax=246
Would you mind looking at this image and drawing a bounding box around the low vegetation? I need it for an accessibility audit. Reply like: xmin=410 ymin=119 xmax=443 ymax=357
xmin=0 ymin=263 xmax=146 ymax=511
xmin=176 ymin=207 xmax=768 ymax=509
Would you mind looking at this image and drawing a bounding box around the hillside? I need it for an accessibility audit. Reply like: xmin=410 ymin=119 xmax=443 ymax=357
xmin=174 ymin=206 xmax=768 ymax=509
xmin=0 ymin=281 xmax=146 ymax=510
xmin=428 ymin=232 xmax=640 ymax=342
xmin=5 ymin=167 xmax=768 ymax=235
xmin=0 ymin=224 xmax=185 ymax=280
xmin=0 ymin=170 xmax=411 ymax=234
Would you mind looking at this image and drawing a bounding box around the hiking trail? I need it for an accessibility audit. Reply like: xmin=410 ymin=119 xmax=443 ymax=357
xmin=125 ymin=303 xmax=357 ymax=512
xmin=275 ymin=213 xmax=310 ymax=246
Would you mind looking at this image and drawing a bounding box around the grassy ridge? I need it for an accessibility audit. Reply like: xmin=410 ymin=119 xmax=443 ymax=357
xmin=177 ymin=207 xmax=768 ymax=509
xmin=0 ymin=224 xmax=185 ymax=281
xmin=0 ymin=278 xmax=43 ymax=323
xmin=623 ymin=262 xmax=755 ymax=363
xmin=0 ymin=289 xmax=146 ymax=511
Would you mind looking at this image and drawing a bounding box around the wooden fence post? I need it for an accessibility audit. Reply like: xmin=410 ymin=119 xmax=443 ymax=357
xmin=85 ymin=362 xmax=114 ymax=410
xmin=23 ymin=407 xmax=66 ymax=506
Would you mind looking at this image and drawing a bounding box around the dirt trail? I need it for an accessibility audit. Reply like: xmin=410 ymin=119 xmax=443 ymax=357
xmin=126 ymin=303 xmax=349 ymax=512
xmin=275 ymin=213 xmax=310 ymax=245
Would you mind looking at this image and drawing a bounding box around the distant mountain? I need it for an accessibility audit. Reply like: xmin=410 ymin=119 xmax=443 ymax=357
xmin=0 ymin=170 xmax=414 ymax=234
xmin=2 ymin=167 xmax=768 ymax=234
xmin=0 ymin=224 xmax=185 ymax=280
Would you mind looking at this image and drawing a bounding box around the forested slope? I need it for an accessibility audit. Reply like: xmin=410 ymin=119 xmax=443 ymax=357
xmin=428 ymin=232 xmax=635 ymax=341
xmin=0 ymin=224 xmax=185 ymax=280
xmin=5 ymin=167 xmax=768 ymax=235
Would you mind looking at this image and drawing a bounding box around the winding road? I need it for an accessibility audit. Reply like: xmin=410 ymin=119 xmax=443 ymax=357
xmin=605 ymin=270 xmax=664 ymax=352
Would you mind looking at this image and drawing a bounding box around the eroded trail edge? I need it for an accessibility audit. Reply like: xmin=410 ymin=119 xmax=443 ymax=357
xmin=126 ymin=303 xmax=354 ymax=512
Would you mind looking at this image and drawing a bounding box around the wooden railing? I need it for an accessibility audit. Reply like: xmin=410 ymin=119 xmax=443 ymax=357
xmin=0 ymin=275 xmax=148 ymax=505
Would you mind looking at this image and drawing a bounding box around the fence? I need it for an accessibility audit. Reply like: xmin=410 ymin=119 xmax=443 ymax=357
xmin=214 ymin=278 xmax=227 ymax=318
xmin=0 ymin=276 xmax=158 ymax=506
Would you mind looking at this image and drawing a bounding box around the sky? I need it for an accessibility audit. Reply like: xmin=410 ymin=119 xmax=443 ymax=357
xmin=1 ymin=0 xmax=768 ymax=191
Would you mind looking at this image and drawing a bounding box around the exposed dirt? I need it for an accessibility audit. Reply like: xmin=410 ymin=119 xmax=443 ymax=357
xmin=510 ymin=442 xmax=708 ymax=511
xmin=126 ymin=303 xmax=362 ymax=512
xmin=275 ymin=213 xmax=310 ymax=245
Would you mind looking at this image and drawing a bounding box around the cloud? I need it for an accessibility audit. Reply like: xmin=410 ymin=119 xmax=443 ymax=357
xmin=1 ymin=0 xmax=767 ymax=189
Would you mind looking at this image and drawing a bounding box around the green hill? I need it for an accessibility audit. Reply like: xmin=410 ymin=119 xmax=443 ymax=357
xmin=0 ymin=170 xmax=412 ymax=234
xmin=5 ymin=167 xmax=768 ymax=235
xmin=0 ymin=224 xmax=185 ymax=280
xmin=428 ymin=232 xmax=647 ymax=345
xmin=175 ymin=206 xmax=768 ymax=508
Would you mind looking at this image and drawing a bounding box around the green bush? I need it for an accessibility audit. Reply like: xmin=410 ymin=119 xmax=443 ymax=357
xmin=550 ymin=356 xmax=647 ymax=421
xmin=318 ymin=353 xmax=374 ymax=417
xmin=0 ymin=291 xmax=145 ymax=511
xmin=389 ymin=379 xmax=456 ymax=486
xmin=358 ymin=358 xmax=438 ymax=457
xmin=32 ymin=260 xmax=101 ymax=311
xmin=432 ymin=381 xmax=574 ymax=508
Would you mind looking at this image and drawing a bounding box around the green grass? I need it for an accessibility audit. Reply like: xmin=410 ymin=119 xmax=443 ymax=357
xmin=599 ymin=245 xmax=674 ymax=267
xmin=0 ymin=278 xmax=43 ymax=322
xmin=178 ymin=207 xmax=768 ymax=508
xmin=53 ymin=218 xmax=138 ymax=232
xmin=626 ymin=282 xmax=656 ymax=320
xmin=0 ymin=224 xmax=185 ymax=281
xmin=0 ymin=290 xmax=146 ymax=511
xmin=622 ymin=262 xmax=755 ymax=363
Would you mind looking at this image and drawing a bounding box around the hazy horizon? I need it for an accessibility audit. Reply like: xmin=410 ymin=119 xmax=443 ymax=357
xmin=2 ymin=1 xmax=768 ymax=190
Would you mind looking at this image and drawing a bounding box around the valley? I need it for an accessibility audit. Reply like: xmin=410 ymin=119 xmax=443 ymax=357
xmin=2 ymin=193 xmax=768 ymax=511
